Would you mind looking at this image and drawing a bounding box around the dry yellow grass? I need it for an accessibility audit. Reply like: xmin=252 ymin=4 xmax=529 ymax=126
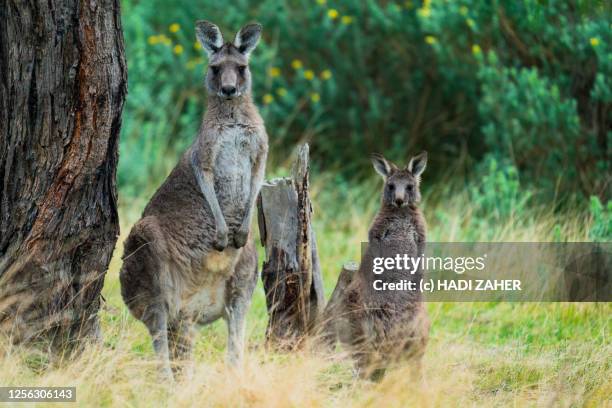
xmin=0 ymin=181 xmax=609 ymax=407
xmin=1 ymin=299 xmax=609 ymax=407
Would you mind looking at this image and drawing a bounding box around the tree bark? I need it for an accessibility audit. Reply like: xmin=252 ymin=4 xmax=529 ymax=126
xmin=257 ymin=144 xmax=325 ymax=347
xmin=318 ymin=261 xmax=357 ymax=346
xmin=0 ymin=0 xmax=127 ymax=346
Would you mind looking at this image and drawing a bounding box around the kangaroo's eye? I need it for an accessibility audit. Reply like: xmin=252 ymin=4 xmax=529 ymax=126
xmin=406 ymin=185 xmax=414 ymax=192
xmin=238 ymin=65 xmax=247 ymax=75
xmin=388 ymin=184 xmax=395 ymax=191
xmin=210 ymin=65 xmax=220 ymax=75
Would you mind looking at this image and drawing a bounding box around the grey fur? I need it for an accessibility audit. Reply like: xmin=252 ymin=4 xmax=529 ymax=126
xmin=233 ymin=23 xmax=262 ymax=56
xmin=335 ymin=153 xmax=430 ymax=381
xmin=195 ymin=20 xmax=224 ymax=56
xmin=120 ymin=21 xmax=267 ymax=380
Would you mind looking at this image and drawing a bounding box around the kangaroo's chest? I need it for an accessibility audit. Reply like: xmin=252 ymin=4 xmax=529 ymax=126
xmin=213 ymin=125 xmax=261 ymax=211
xmin=376 ymin=219 xmax=418 ymax=246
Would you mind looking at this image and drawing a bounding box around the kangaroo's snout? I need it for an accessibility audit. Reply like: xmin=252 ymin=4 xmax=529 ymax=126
xmin=220 ymin=69 xmax=239 ymax=98
xmin=394 ymin=197 xmax=404 ymax=207
xmin=221 ymin=85 xmax=237 ymax=97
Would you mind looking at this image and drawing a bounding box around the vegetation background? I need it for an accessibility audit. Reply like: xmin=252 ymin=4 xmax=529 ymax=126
xmin=2 ymin=0 xmax=610 ymax=406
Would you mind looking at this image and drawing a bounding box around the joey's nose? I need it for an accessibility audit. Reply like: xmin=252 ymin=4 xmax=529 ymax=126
xmin=221 ymin=86 xmax=237 ymax=96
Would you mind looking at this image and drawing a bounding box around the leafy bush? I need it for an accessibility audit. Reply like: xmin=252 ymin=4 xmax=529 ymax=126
xmin=118 ymin=0 xmax=611 ymax=203
xmin=477 ymin=54 xmax=582 ymax=195
xmin=470 ymin=157 xmax=530 ymax=220
xmin=588 ymin=196 xmax=611 ymax=242
xmin=464 ymin=156 xmax=532 ymax=240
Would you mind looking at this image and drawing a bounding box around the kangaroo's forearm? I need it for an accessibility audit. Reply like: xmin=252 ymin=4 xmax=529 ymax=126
xmin=240 ymin=156 xmax=266 ymax=228
xmin=191 ymin=151 xmax=226 ymax=230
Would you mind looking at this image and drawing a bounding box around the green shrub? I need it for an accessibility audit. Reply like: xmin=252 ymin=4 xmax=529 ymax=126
xmin=118 ymin=0 xmax=611 ymax=203
xmin=477 ymin=53 xmax=581 ymax=195
xmin=588 ymin=196 xmax=611 ymax=242
xmin=466 ymin=156 xmax=532 ymax=239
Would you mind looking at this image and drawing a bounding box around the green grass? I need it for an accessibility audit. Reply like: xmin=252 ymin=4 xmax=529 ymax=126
xmin=1 ymin=174 xmax=610 ymax=407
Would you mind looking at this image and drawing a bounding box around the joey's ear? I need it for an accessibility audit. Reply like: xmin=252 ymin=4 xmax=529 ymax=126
xmin=195 ymin=20 xmax=224 ymax=56
xmin=371 ymin=154 xmax=394 ymax=178
xmin=233 ymin=23 xmax=262 ymax=56
xmin=407 ymin=151 xmax=427 ymax=177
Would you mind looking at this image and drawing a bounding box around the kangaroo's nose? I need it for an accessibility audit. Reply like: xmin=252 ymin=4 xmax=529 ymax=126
xmin=395 ymin=198 xmax=404 ymax=207
xmin=221 ymin=86 xmax=237 ymax=96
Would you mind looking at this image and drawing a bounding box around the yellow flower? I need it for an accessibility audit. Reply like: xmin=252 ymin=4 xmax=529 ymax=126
xmin=459 ymin=5 xmax=468 ymax=15
xmin=417 ymin=7 xmax=431 ymax=17
xmin=194 ymin=41 xmax=202 ymax=50
xmin=169 ymin=23 xmax=181 ymax=33
xmin=268 ymin=67 xmax=281 ymax=77
xmin=310 ymin=92 xmax=320 ymax=103
xmin=320 ymin=69 xmax=332 ymax=80
xmin=590 ymin=37 xmax=600 ymax=47
xmin=291 ymin=59 xmax=303 ymax=69
xmin=328 ymin=9 xmax=339 ymax=19
xmin=341 ymin=15 xmax=353 ymax=25
xmin=148 ymin=35 xmax=159 ymax=45
xmin=173 ymin=44 xmax=184 ymax=54
xmin=159 ymin=35 xmax=172 ymax=46
xmin=304 ymin=70 xmax=315 ymax=80
xmin=425 ymin=35 xmax=436 ymax=45
xmin=472 ymin=44 xmax=482 ymax=55
xmin=423 ymin=0 xmax=431 ymax=8
xmin=316 ymin=0 xmax=326 ymax=4
xmin=277 ymin=88 xmax=288 ymax=97
xmin=466 ymin=18 xmax=475 ymax=28
xmin=263 ymin=94 xmax=274 ymax=104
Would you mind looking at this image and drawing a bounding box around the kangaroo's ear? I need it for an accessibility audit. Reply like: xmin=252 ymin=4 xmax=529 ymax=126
xmin=407 ymin=151 xmax=427 ymax=177
xmin=196 ymin=20 xmax=224 ymax=56
xmin=371 ymin=154 xmax=394 ymax=178
xmin=233 ymin=23 xmax=262 ymax=56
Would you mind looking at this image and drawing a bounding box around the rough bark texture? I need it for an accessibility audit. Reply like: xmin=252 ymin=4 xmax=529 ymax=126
xmin=257 ymin=144 xmax=325 ymax=346
xmin=0 ymin=0 xmax=127 ymax=345
xmin=318 ymin=261 xmax=357 ymax=346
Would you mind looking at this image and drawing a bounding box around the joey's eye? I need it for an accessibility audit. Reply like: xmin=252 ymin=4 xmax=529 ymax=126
xmin=238 ymin=65 xmax=247 ymax=75
xmin=406 ymin=185 xmax=414 ymax=192
xmin=210 ymin=65 xmax=220 ymax=75
xmin=388 ymin=184 xmax=395 ymax=191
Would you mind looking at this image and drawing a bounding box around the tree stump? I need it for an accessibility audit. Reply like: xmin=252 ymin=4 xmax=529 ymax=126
xmin=318 ymin=261 xmax=358 ymax=346
xmin=0 ymin=0 xmax=127 ymax=347
xmin=257 ymin=144 xmax=325 ymax=346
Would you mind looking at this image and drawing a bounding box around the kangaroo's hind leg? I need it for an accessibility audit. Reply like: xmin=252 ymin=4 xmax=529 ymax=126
xmin=168 ymin=315 xmax=195 ymax=379
xmin=120 ymin=218 xmax=173 ymax=381
xmin=224 ymin=241 xmax=258 ymax=367
xmin=142 ymin=303 xmax=173 ymax=380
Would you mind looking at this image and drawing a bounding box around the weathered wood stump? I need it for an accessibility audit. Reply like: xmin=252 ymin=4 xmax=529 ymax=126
xmin=319 ymin=261 xmax=358 ymax=346
xmin=257 ymin=144 xmax=325 ymax=346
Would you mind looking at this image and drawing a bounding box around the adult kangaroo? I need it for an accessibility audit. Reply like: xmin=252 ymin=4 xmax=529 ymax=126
xmin=120 ymin=21 xmax=267 ymax=380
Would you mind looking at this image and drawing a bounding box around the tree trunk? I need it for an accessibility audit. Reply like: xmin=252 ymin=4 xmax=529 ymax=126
xmin=257 ymin=144 xmax=325 ymax=347
xmin=0 ymin=0 xmax=127 ymax=346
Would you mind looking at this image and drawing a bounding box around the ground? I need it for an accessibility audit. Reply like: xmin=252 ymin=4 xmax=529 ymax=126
xmin=0 ymin=180 xmax=609 ymax=407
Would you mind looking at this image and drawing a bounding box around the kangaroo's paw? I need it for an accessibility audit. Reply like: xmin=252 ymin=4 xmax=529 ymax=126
xmin=213 ymin=227 xmax=228 ymax=251
xmin=232 ymin=227 xmax=249 ymax=248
